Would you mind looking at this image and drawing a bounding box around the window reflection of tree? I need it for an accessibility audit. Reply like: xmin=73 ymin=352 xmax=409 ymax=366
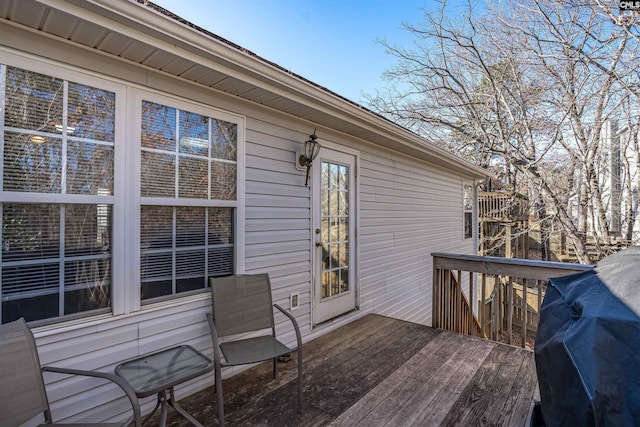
xmin=320 ymin=161 xmax=349 ymax=299
xmin=1 ymin=65 xmax=115 ymax=323
xmin=140 ymin=101 xmax=237 ymax=300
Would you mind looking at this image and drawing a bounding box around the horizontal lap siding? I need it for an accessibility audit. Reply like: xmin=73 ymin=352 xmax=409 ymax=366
xmin=243 ymin=121 xmax=312 ymax=341
xmin=358 ymin=150 xmax=475 ymax=326
xmin=36 ymin=297 xmax=214 ymax=424
xmin=32 ymin=117 xmax=313 ymax=425
xmin=9 ymin=27 xmax=478 ymax=424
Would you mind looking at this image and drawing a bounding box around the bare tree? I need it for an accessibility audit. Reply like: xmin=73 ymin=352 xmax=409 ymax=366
xmin=368 ymin=0 xmax=640 ymax=263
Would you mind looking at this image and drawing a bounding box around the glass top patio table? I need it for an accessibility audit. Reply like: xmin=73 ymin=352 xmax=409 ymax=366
xmin=115 ymin=345 xmax=213 ymax=398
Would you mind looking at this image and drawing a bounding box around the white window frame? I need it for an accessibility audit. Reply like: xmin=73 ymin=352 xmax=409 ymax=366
xmin=0 ymin=52 xmax=128 ymax=319
xmin=126 ymin=89 xmax=245 ymax=313
xmin=463 ymin=183 xmax=474 ymax=240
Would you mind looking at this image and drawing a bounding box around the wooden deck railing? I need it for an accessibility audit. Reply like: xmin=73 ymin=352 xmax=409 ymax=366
xmin=478 ymin=192 xmax=529 ymax=222
xmin=432 ymin=252 xmax=593 ymax=348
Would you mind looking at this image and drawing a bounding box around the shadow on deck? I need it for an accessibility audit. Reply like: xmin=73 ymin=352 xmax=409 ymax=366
xmin=158 ymin=314 xmax=538 ymax=426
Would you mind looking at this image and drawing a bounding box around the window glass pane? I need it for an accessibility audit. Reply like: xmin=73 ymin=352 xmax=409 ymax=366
xmin=141 ymin=101 xmax=176 ymax=150
xmin=67 ymin=141 xmax=114 ymax=195
xmin=179 ymin=110 xmax=208 ymax=156
xmin=141 ymin=151 xmax=175 ymax=197
xmin=209 ymin=208 xmax=233 ymax=245
xmin=141 ymin=101 xmax=237 ymax=202
xmin=1 ymin=203 xmax=111 ymax=324
xmin=140 ymin=251 xmax=173 ymax=300
xmin=465 ymin=212 xmax=473 ymax=239
xmin=3 ymin=132 xmax=62 ymax=193
xmin=211 ymin=119 xmax=237 ymax=160
xmin=141 ymin=206 xmax=173 ymax=249
xmin=179 ymin=157 xmax=208 ymax=198
xmin=65 ymin=205 xmax=112 ymax=256
xmin=64 ymin=258 xmax=111 ymax=314
xmin=4 ymin=67 xmax=63 ymax=133
xmin=176 ymin=249 xmax=205 ymax=293
xmin=140 ymin=206 xmax=234 ymax=301
xmin=211 ymin=162 xmax=236 ymax=200
xmin=176 ymin=207 xmax=205 ymax=246
xmin=208 ymin=246 xmax=233 ymax=277
xmin=2 ymin=263 xmax=60 ymax=324
xmin=2 ymin=204 xmax=60 ymax=261
xmin=464 ymin=185 xmax=473 ymax=211
xmin=68 ymin=82 xmax=115 ymax=141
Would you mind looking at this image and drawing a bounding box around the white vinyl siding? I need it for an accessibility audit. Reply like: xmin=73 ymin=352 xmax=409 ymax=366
xmin=0 ymin=35 xmax=477 ymax=424
xmin=358 ymin=150 xmax=476 ymax=325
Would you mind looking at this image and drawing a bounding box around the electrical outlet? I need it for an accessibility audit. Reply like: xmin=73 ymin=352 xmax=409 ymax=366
xmin=290 ymin=292 xmax=299 ymax=310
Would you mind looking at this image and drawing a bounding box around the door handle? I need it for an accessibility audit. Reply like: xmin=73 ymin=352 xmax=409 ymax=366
xmin=315 ymin=241 xmax=324 ymax=247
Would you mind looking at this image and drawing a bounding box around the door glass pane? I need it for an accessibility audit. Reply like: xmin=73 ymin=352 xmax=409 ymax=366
xmin=320 ymin=160 xmax=350 ymax=300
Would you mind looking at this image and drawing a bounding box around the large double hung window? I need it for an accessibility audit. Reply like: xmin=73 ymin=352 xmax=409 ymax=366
xmin=139 ymin=98 xmax=238 ymax=301
xmin=0 ymin=63 xmax=116 ymax=324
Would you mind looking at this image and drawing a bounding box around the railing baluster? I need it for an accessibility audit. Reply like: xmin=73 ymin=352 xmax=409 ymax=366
xmin=481 ymin=273 xmax=487 ymax=338
xmin=456 ymin=270 xmax=462 ymax=333
xmin=507 ymin=276 xmax=513 ymax=345
xmin=444 ymin=270 xmax=450 ymax=330
xmin=522 ymin=278 xmax=528 ymax=348
xmin=469 ymin=271 xmax=473 ymax=336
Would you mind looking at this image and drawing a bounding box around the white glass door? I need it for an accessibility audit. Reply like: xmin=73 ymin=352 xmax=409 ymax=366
xmin=313 ymin=148 xmax=356 ymax=324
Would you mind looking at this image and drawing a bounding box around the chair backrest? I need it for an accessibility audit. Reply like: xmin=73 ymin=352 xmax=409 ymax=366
xmin=0 ymin=318 xmax=51 ymax=426
xmin=210 ymin=274 xmax=275 ymax=337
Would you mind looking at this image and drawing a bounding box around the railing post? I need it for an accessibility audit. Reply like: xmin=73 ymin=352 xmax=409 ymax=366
xmin=432 ymin=257 xmax=439 ymax=328
xmin=444 ymin=269 xmax=450 ymax=330
xmin=495 ymin=275 xmax=501 ymax=341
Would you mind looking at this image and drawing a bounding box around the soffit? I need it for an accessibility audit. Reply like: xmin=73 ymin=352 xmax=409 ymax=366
xmin=0 ymin=0 xmax=489 ymax=179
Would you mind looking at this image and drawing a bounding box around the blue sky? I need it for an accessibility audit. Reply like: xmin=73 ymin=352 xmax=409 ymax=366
xmin=150 ymin=0 xmax=433 ymax=103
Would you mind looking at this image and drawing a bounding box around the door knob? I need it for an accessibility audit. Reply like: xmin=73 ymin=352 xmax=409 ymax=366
xmin=315 ymin=241 xmax=324 ymax=247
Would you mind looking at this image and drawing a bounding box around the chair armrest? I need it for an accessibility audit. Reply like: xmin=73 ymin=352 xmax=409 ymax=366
xmin=42 ymin=366 xmax=142 ymax=427
xmin=206 ymin=312 xmax=223 ymax=365
xmin=273 ymin=304 xmax=303 ymax=351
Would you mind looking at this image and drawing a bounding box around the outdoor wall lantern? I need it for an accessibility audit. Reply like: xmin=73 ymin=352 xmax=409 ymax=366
xmin=298 ymin=130 xmax=321 ymax=186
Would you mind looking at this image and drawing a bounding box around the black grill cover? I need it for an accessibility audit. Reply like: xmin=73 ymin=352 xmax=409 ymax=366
xmin=534 ymin=246 xmax=640 ymax=426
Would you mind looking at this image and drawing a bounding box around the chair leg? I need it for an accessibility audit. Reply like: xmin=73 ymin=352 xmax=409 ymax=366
xmin=215 ymin=362 xmax=225 ymax=427
xmin=297 ymin=348 xmax=303 ymax=412
xmin=273 ymin=357 xmax=277 ymax=379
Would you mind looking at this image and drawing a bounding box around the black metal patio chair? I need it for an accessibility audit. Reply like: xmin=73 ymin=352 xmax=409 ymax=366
xmin=0 ymin=318 xmax=142 ymax=426
xmin=207 ymin=274 xmax=303 ymax=427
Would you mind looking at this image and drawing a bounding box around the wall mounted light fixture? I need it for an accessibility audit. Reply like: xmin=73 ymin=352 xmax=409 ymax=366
xmin=298 ymin=130 xmax=321 ymax=186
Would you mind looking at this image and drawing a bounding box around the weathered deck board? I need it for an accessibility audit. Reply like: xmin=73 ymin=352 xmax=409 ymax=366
xmin=156 ymin=314 xmax=537 ymax=426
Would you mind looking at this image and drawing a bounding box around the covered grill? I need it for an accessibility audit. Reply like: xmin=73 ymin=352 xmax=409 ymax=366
xmin=534 ymin=246 xmax=640 ymax=426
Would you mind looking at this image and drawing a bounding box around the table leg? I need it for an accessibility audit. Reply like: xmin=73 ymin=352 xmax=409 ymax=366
xmin=159 ymin=390 xmax=169 ymax=427
xmin=141 ymin=394 xmax=162 ymax=425
xmin=167 ymin=387 xmax=204 ymax=427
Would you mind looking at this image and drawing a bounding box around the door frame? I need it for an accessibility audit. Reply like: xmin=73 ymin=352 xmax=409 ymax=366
xmin=311 ymin=141 xmax=360 ymax=326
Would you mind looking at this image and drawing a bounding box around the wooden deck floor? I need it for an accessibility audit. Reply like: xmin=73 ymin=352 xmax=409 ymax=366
xmin=157 ymin=314 xmax=538 ymax=426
